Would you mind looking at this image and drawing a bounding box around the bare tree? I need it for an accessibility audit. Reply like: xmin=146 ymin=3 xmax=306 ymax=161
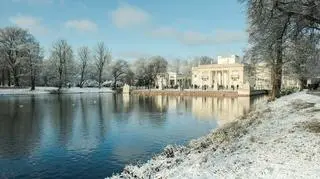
xmin=197 ymin=56 xmax=214 ymax=65
xmin=146 ymin=56 xmax=168 ymax=87
xmin=285 ymin=35 xmax=320 ymax=89
xmin=133 ymin=57 xmax=168 ymax=88
xmin=169 ymin=58 xmax=181 ymax=73
xmin=78 ymin=46 xmax=90 ymax=88
xmin=25 ymin=38 xmax=43 ymax=90
xmin=110 ymin=59 xmax=129 ymax=89
xmin=239 ymin=0 xmax=320 ymax=100
xmin=94 ymin=42 xmax=111 ymax=88
xmin=50 ymin=40 xmax=73 ymax=90
xmin=0 ymin=27 xmax=31 ymax=87
xmin=0 ymin=48 xmax=6 ymax=86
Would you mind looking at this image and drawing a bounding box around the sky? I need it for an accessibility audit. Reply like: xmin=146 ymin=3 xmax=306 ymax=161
xmin=0 ymin=0 xmax=248 ymax=61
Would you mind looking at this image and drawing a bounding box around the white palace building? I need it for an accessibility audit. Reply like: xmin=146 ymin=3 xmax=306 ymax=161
xmin=155 ymin=55 xmax=300 ymax=91
xmin=192 ymin=55 xmax=248 ymax=90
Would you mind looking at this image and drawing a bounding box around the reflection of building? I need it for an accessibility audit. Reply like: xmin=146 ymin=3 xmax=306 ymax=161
xmin=191 ymin=97 xmax=250 ymax=126
xmin=123 ymin=94 xmax=130 ymax=111
xmin=192 ymin=55 xmax=249 ymax=89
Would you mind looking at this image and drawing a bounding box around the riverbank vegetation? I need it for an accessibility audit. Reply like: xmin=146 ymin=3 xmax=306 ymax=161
xmin=240 ymin=0 xmax=320 ymax=100
xmin=0 ymin=27 xmax=216 ymax=91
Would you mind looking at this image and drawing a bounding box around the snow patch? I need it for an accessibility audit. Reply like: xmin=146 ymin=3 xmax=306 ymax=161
xmin=109 ymin=92 xmax=320 ymax=179
xmin=0 ymin=87 xmax=114 ymax=95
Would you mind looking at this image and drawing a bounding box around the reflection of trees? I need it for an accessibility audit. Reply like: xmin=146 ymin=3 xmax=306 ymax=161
xmin=98 ymin=95 xmax=106 ymax=140
xmin=0 ymin=96 xmax=41 ymax=158
xmin=55 ymin=95 xmax=76 ymax=147
xmin=80 ymin=95 xmax=89 ymax=138
xmin=135 ymin=96 xmax=168 ymax=113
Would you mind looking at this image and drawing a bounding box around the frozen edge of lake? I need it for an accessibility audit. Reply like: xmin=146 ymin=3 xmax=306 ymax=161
xmin=109 ymin=91 xmax=320 ymax=179
xmin=0 ymin=87 xmax=114 ymax=95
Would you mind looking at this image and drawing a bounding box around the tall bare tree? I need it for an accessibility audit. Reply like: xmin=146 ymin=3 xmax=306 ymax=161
xmin=78 ymin=46 xmax=90 ymax=88
xmin=0 ymin=27 xmax=31 ymax=87
xmin=146 ymin=56 xmax=168 ymax=87
xmin=0 ymin=48 xmax=6 ymax=86
xmin=133 ymin=57 xmax=168 ymax=87
xmin=285 ymin=35 xmax=320 ymax=89
xmin=94 ymin=42 xmax=111 ymax=88
xmin=110 ymin=59 xmax=129 ymax=89
xmin=50 ymin=40 xmax=73 ymax=90
xmin=25 ymin=38 xmax=43 ymax=90
xmin=240 ymin=0 xmax=320 ymax=100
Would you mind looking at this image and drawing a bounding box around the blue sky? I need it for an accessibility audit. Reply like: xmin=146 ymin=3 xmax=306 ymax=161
xmin=0 ymin=0 xmax=248 ymax=60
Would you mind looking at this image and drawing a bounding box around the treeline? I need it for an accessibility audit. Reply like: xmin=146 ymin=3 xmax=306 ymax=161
xmin=0 ymin=26 xmax=216 ymax=90
xmin=241 ymin=0 xmax=320 ymax=100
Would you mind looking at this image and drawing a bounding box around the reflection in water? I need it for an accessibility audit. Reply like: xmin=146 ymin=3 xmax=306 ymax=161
xmin=153 ymin=95 xmax=263 ymax=126
xmin=191 ymin=97 xmax=250 ymax=125
xmin=0 ymin=94 xmax=265 ymax=178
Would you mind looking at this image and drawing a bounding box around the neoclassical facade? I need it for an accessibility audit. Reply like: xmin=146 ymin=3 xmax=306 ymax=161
xmin=192 ymin=55 xmax=248 ymax=90
xmin=156 ymin=72 xmax=191 ymax=89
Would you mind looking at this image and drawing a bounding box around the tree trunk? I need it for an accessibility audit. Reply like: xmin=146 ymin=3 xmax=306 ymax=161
xmin=13 ymin=67 xmax=20 ymax=87
xmin=7 ymin=69 xmax=11 ymax=86
xmin=31 ymin=75 xmax=35 ymax=90
xmin=98 ymin=70 xmax=102 ymax=89
xmin=80 ymin=71 xmax=84 ymax=88
xmin=270 ymin=44 xmax=283 ymax=101
xmin=58 ymin=69 xmax=63 ymax=90
xmin=31 ymin=67 xmax=35 ymax=91
xmin=1 ymin=69 xmax=4 ymax=86
xmin=113 ymin=77 xmax=117 ymax=90
xmin=299 ymin=77 xmax=306 ymax=91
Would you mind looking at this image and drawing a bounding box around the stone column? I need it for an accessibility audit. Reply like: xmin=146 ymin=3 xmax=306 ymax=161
xmin=209 ymin=71 xmax=212 ymax=88
xmin=222 ymin=71 xmax=225 ymax=87
xmin=213 ymin=71 xmax=217 ymax=90
xmin=218 ymin=71 xmax=221 ymax=86
xmin=222 ymin=71 xmax=225 ymax=86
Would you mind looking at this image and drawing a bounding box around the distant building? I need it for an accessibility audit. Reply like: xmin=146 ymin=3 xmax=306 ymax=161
xmin=191 ymin=55 xmax=249 ymax=90
xmin=156 ymin=72 xmax=191 ymax=89
xmin=252 ymin=62 xmax=301 ymax=90
xmin=253 ymin=63 xmax=272 ymax=90
xmin=156 ymin=55 xmax=302 ymax=91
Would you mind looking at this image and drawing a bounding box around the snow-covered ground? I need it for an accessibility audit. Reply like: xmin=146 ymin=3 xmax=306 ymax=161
xmin=110 ymin=92 xmax=320 ymax=179
xmin=0 ymin=87 xmax=114 ymax=95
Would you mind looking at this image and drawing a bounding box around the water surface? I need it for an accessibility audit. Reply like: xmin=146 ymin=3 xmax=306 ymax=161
xmin=0 ymin=94 xmax=264 ymax=178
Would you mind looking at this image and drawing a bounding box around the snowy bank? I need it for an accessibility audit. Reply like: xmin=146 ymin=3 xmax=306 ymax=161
xmin=109 ymin=92 xmax=320 ymax=179
xmin=0 ymin=87 xmax=114 ymax=95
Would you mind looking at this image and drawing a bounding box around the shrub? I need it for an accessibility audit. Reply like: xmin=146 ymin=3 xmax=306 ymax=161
xmin=280 ymin=87 xmax=299 ymax=96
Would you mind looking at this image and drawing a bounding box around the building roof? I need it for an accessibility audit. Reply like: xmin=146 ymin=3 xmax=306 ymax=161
xmin=192 ymin=63 xmax=244 ymax=70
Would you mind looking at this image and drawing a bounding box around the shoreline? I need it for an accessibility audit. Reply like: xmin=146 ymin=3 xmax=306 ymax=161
xmin=0 ymin=87 xmax=115 ymax=96
xmin=131 ymin=89 xmax=268 ymax=97
xmin=110 ymin=92 xmax=320 ymax=178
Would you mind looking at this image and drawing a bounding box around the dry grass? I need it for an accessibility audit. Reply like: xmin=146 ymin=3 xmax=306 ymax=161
xmin=291 ymin=100 xmax=315 ymax=110
xmin=304 ymin=120 xmax=320 ymax=133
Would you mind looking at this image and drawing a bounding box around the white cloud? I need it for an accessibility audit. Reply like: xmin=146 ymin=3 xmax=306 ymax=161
xmin=9 ymin=15 xmax=49 ymax=35
xmin=149 ymin=27 xmax=177 ymax=38
xmin=150 ymin=26 xmax=247 ymax=46
xmin=65 ymin=19 xmax=98 ymax=32
xmin=110 ymin=3 xmax=150 ymax=28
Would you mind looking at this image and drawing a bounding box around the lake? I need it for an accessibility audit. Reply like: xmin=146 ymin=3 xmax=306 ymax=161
xmin=0 ymin=94 xmax=265 ymax=178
